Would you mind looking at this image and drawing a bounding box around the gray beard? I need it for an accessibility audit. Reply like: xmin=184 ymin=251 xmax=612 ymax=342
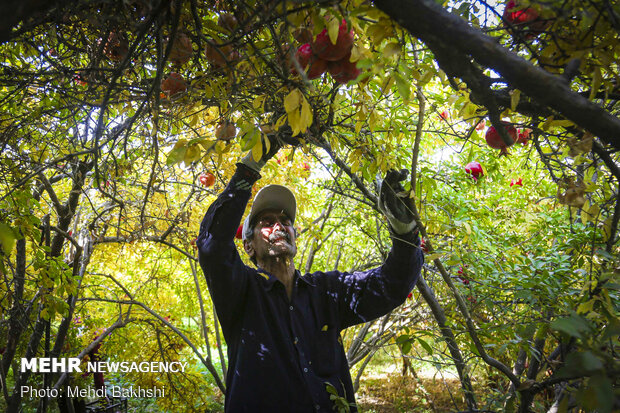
xmin=268 ymin=229 xmax=289 ymax=243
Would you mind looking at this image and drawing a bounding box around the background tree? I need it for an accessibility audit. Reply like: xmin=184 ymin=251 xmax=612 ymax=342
xmin=0 ymin=0 xmax=618 ymax=412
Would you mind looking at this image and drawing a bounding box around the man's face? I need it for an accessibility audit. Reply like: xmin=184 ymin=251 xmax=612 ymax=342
xmin=244 ymin=209 xmax=297 ymax=263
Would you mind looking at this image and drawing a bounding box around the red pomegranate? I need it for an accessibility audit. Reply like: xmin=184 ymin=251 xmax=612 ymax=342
xmin=161 ymin=72 xmax=187 ymax=96
xmin=516 ymin=128 xmax=531 ymax=145
xmin=292 ymin=43 xmax=327 ymax=79
xmin=503 ymin=0 xmax=549 ymax=39
xmin=503 ymin=0 xmax=539 ymax=25
xmin=167 ymin=33 xmax=193 ymax=66
xmin=215 ymin=121 xmax=236 ymax=141
xmin=311 ymin=19 xmax=354 ymax=61
xmin=205 ymin=42 xmax=237 ymax=69
xmin=100 ymin=32 xmax=128 ymax=61
xmin=420 ymin=238 xmax=429 ymax=253
xmin=217 ymin=13 xmax=238 ymax=32
xmin=465 ymin=161 xmax=484 ymax=181
xmin=510 ymin=178 xmax=523 ymax=187
xmin=327 ymin=52 xmax=361 ymax=84
xmin=199 ymin=172 xmax=215 ymax=188
xmin=485 ymin=123 xmax=517 ymax=155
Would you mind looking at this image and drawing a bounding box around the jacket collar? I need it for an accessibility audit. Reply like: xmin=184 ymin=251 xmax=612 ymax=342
xmin=255 ymin=268 xmax=315 ymax=290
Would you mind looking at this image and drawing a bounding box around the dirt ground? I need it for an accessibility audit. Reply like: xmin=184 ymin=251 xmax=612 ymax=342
xmin=356 ymin=371 xmax=467 ymax=413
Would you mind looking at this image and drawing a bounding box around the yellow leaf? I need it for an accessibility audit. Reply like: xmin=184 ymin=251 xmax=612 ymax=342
xmin=510 ymin=89 xmax=521 ymax=111
xmin=172 ymin=139 xmax=188 ymax=149
xmin=577 ymin=300 xmax=594 ymax=315
xmin=252 ymin=140 xmax=263 ymax=162
xmin=300 ymin=97 xmax=313 ymax=132
xmin=275 ymin=113 xmax=287 ymax=130
xmin=369 ymin=110 xmax=378 ymax=131
xmin=288 ymin=109 xmax=301 ymax=136
xmin=189 ymin=114 xmax=199 ymax=127
xmin=253 ymin=95 xmax=266 ymax=110
xmin=199 ymin=140 xmax=217 ymax=152
xmin=350 ymin=45 xmax=362 ymax=62
xmin=585 ymin=203 xmax=600 ymax=222
xmin=549 ymin=119 xmax=574 ymax=128
xmin=463 ymin=222 xmax=472 ymax=234
xmin=263 ymin=134 xmax=270 ymax=155
xmin=419 ymin=69 xmax=434 ymax=85
xmin=327 ymin=17 xmax=339 ymax=45
xmin=0 ymin=222 xmax=16 ymax=255
xmin=355 ymin=120 xmax=363 ymax=134
xmin=601 ymin=217 xmax=613 ymax=241
xmin=382 ymin=42 xmax=401 ymax=59
xmin=541 ymin=116 xmax=554 ymax=131
xmin=284 ymin=89 xmax=302 ymax=114
xmin=425 ymin=253 xmax=442 ymax=261
xmin=183 ymin=144 xmax=201 ymax=164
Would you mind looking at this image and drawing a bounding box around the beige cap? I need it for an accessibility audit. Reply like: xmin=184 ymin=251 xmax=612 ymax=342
xmin=242 ymin=185 xmax=296 ymax=240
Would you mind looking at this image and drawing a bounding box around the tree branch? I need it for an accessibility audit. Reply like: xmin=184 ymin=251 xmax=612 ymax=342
xmin=373 ymin=0 xmax=620 ymax=150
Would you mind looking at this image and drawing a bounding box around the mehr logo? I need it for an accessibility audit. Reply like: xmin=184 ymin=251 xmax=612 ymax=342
xmin=21 ymin=358 xmax=82 ymax=373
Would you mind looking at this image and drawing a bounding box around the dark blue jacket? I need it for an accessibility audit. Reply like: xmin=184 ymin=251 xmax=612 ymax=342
xmin=197 ymin=164 xmax=423 ymax=412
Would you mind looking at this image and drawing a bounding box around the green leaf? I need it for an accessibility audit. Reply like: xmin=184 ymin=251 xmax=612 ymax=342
xmin=327 ymin=17 xmax=339 ymax=45
xmin=241 ymin=128 xmax=260 ymax=151
xmin=558 ymin=351 xmax=604 ymax=377
xmin=166 ymin=139 xmax=188 ymax=166
xmin=417 ymin=337 xmax=433 ymax=355
xmin=583 ymin=375 xmax=614 ymax=413
xmin=550 ymin=314 xmax=592 ymax=338
xmin=510 ymin=89 xmax=520 ymax=111
xmin=393 ymin=72 xmax=410 ymax=102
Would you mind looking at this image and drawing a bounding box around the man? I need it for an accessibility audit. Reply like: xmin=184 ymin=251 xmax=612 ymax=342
xmin=197 ymin=138 xmax=423 ymax=412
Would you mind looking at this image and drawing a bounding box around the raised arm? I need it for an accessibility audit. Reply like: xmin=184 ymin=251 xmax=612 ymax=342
xmin=327 ymin=169 xmax=424 ymax=328
xmin=332 ymin=231 xmax=423 ymax=329
xmin=196 ymin=164 xmax=260 ymax=337
xmin=196 ymin=134 xmax=283 ymax=337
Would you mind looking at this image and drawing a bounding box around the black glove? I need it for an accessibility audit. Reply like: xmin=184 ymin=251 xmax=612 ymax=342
xmin=377 ymin=169 xmax=417 ymax=235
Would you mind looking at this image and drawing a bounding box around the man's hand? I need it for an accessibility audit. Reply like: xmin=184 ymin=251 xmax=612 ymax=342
xmin=378 ymin=169 xmax=417 ymax=235
xmin=240 ymin=133 xmax=283 ymax=173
